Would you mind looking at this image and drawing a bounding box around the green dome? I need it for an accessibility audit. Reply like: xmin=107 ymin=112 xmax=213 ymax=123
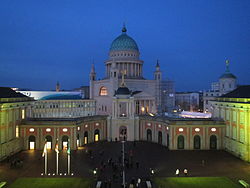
xmin=220 ymin=73 xmax=237 ymax=79
xmin=110 ymin=26 xmax=139 ymax=52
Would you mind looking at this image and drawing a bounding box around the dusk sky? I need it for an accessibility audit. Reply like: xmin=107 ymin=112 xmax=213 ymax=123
xmin=0 ymin=0 xmax=249 ymax=91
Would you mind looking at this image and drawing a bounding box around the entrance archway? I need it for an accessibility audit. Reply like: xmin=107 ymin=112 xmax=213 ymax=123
xmin=210 ymin=135 xmax=217 ymax=150
xmin=94 ymin=129 xmax=100 ymax=142
xmin=177 ymin=135 xmax=184 ymax=149
xmin=28 ymin=135 xmax=36 ymax=150
xmin=158 ymin=131 xmax=162 ymax=144
xmin=45 ymin=135 xmax=52 ymax=149
xmin=193 ymin=135 xmax=201 ymax=149
xmin=119 ymin=126 xmax=127 ymax=141
xmin=167 ymin=134 xmax=169 ymax=148
xmin=147 ymin=129 xmax=152 ymax=142
xmin=84 ymin=131 xmax=88 ymax=145
xmin=62 ymin=135 xmax=69 ymax=150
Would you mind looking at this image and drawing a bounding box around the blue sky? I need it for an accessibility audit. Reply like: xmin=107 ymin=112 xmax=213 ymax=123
xmin=0 ymin=0 xmax=249 ymax=91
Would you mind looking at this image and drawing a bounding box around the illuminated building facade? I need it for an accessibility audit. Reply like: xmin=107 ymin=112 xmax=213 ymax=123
xmin=0 ymin=87 xmax=34 ymax=160
xmin=210 ymin=85 xmax=250 ymax=161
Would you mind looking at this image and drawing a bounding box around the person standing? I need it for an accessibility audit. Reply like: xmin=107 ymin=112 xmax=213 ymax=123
xmin=175 ymin=169 xmax=180 ymax=176
xmin=184 ymin=169 xmax=188 ymax=176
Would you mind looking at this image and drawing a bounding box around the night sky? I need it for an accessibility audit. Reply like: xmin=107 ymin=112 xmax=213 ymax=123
xmin=0 ymin=0 xmax=249 ymax=91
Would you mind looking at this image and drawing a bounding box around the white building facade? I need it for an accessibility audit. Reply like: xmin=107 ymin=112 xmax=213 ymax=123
xmin=90 ymin=26 xmax=175 ymax=116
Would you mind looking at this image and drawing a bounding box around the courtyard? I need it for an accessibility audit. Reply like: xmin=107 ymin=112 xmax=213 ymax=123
xmin=1 ymin=141 xmax=250 ymax=187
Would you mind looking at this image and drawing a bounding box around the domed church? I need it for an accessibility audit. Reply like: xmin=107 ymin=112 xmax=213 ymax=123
xmin=89 ymin=25 xmax=175 ymax=116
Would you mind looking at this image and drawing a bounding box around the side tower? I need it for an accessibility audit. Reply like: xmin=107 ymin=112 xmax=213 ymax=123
xmin=89 ymin=64 xmax=96 ymax=99
xmin=56 ymin=81 xmax=60 ymax=92
xmin=219 ymin=60 xmax=237 ymax=94
xmin=154 ymin=60 xmax=163 ymax=113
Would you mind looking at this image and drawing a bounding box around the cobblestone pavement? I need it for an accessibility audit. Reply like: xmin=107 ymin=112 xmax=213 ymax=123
xmin=1 ymin=141 xmax=250 ymax=187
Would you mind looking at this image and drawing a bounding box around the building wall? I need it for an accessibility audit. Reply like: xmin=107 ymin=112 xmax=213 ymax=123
xmin=0 ymin=98 xmax=33 ymax=160
xmin=211 ymin=98 xmax=250 ymax=161
xmin=20 ymin=117 xmax=108 ymax=150
xmin=30 ymin=99 xmax=96 ymax=118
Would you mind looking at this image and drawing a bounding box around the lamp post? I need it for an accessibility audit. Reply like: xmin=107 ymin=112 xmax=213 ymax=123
xmin=122 ymin=140 xmax=126 ymax=188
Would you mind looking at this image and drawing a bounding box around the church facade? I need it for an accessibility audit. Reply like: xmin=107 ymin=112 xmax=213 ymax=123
xmin=89 ymin=26 xmax=175 ymax=116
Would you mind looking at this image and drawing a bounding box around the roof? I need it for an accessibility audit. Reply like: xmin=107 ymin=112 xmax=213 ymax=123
xmin=219 ymin=72 xmax=237 ymax=79
xmin=115 ymin=86 xmax=131 ymax=95
xmin=40 ymin=94 xmax=83 ymax=100
xmin=220 ymin=85 xmax=250 ymax=98
xmin=110 ymin=26 xmax=139 ymax=52
xmin=0 ymin=87 xmax=29 ymax=98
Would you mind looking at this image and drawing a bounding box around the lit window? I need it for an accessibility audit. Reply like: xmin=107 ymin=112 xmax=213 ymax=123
xmin=46 ymin=128 xmax=51 ymax=132
xmin=85 ymin=124 xmax=88 ymax=128
xmin=195 ymin=128 xmax=200 ymax=132
xmin=141 ymin=107 xmax=145 ymax=112
xmin=63 ymin=128 xmax=68 ymax=132
xmin=211 ymin=128 xmax=216 ymax=132
xmin=77 ymin=127 xmax=80 ymax=131
xmin=16 ymin=126 xmax=19 ymax=138
xmin=179 ymin=128 xmax=184 ymax=132
xmin=29 ymin=128 xmax=35 ymax=133
xmin=99 ymin=87 xmax=108 ymax=96
xmin=21 ymin=109 xmax=25 ymax=119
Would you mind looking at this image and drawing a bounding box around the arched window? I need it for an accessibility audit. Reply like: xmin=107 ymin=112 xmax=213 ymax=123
xmin=28 ymin=135 xmax=36 ymax=150
xmin=119 ymin=126 xmax=127 ymax=141
xmin=84 ymin=131 xmax=88 ymax=145
xmin=62 ymin=135 xmax=69 ymax=150
xmin=210 ymin=135 xmax=217 ymax=150
xmin=158 ymin=131 xmax=162 ymax=144
xmin=147 ymin=129 xmax=152 ymax=142
xmin=99 ymin=87 xmax=108 ymax=96
xmin=193 ymin=135 xmax=201 ymax=149
xmin=94 ymin=129 xmax=100 ymax=142
xmin=177 ymin=135 xmax=184 ymax=149
xmin=45 ymin=135 xmax=52 ymax=150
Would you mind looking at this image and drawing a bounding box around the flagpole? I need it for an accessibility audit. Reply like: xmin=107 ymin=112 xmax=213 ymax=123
xmin=45 ymin=144 xmax=48 ymax=175
xmin=56 ymin=151 xmax=59 ymax=175
xmin=67 ymin=139 xmax=70 ymax=175
xmin=68 ymin=153 xmax=70 ymax=175
xmin=55 ymin=138 xmax=59 ymax=175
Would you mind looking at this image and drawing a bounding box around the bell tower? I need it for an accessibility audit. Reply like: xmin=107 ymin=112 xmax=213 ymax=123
xmin=89 ymin=64 xmax=96 ymax=99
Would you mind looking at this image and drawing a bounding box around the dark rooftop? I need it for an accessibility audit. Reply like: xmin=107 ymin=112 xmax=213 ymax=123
xmin=0 ymin=87 xmax=29 ymax=98
xmin=221 ymin=85 xmax=250 ymax=98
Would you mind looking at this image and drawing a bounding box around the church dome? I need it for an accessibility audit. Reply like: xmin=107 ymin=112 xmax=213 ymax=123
xmin=110 ymin=26 xmax=139 ymax=52
xmin=115 ymin=86 xmax=131 ymax=95
xmin=219 ymin=60 xmax=237 ymax=79
xmin=219 ymin=73 xmax=237 ymax=79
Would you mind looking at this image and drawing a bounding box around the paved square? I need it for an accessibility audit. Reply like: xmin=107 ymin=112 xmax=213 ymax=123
xmin=1 ymin=141 xmax=250 ymax=187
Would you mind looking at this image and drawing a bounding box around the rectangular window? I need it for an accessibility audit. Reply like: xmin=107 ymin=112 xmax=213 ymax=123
xmin=240 ymin=129 xmax=245 ymax=143
xmin=240 ymin=112 xmax=245 ymax=124
xmin=233 ymin=111 xmax=236 ymax=122
xmin=16 ymin=126 xmax=19 ymax=138
xmin=226 ymin=110 xmax=230 ymax=121
xmin=226 ymin=125 xmax=229 ymax=137
xmin=232 ymin=126 xmax=236 ymax=140
xmin=21 ymin=109 xmax=25 ymax=119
